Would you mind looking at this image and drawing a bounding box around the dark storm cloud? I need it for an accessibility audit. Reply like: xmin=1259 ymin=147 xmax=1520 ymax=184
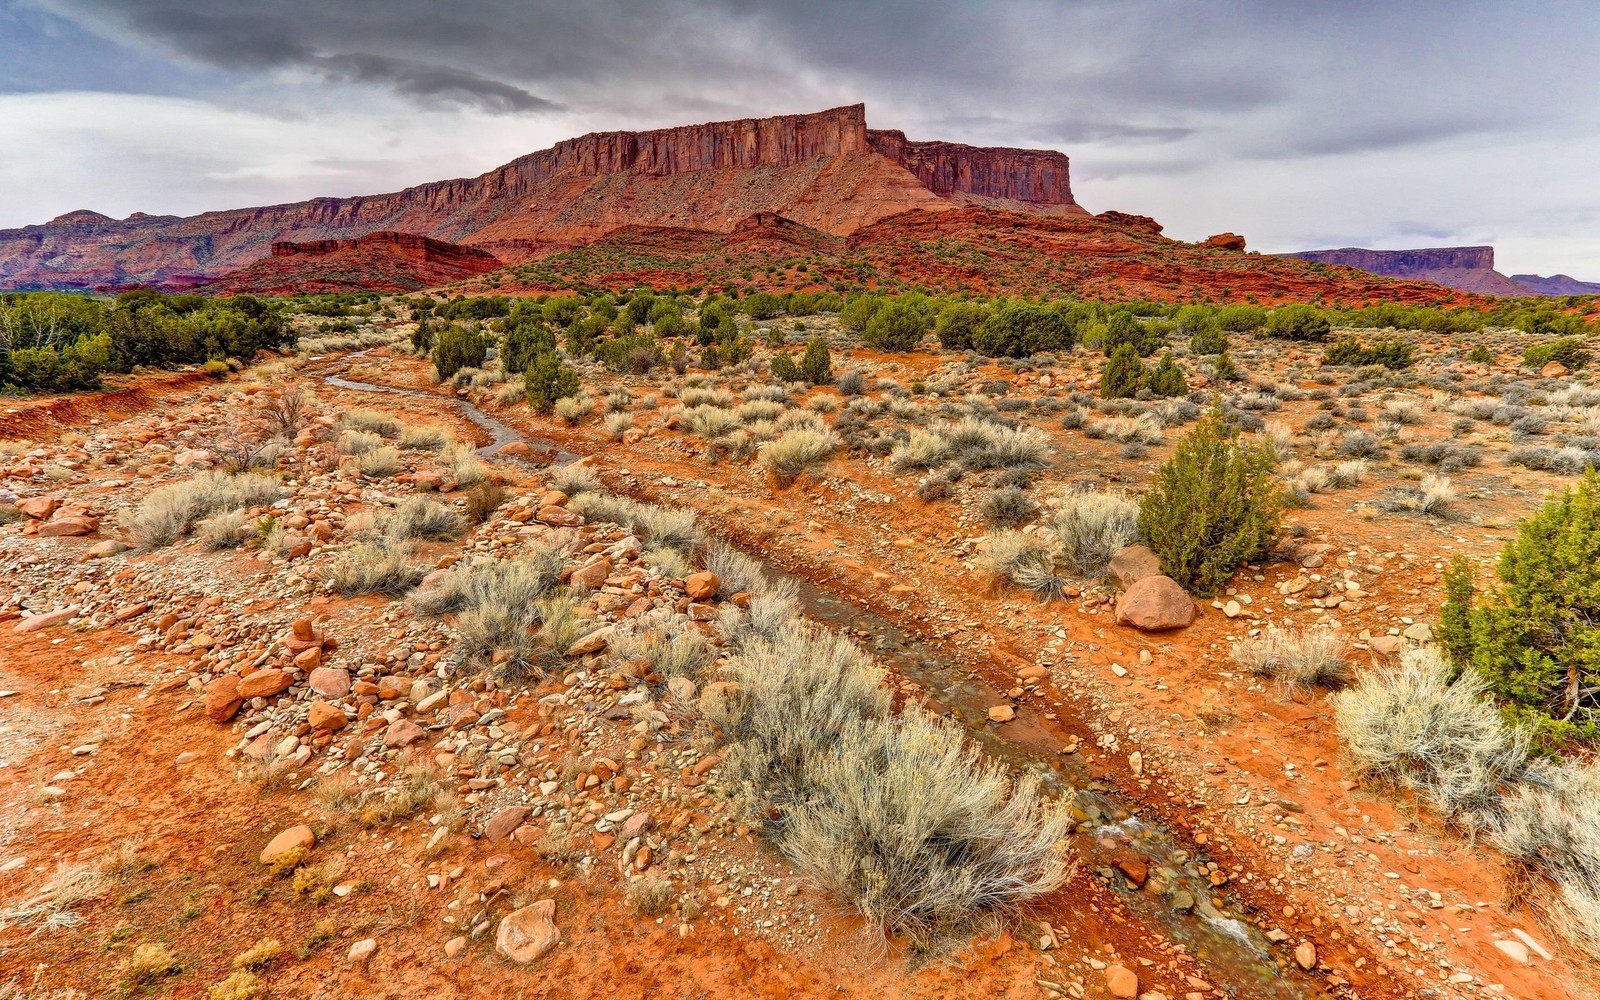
xmin=307 ymin=54 xmax=558 ymax=114
xmin=30 ymin=0 xmax=1597 ymax=152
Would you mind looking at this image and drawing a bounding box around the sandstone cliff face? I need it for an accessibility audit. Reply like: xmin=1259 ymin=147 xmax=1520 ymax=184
xmin=1289 ymin=246 xmax=1497 ymax=275
xmin=866 ymin=130 xmax=1081 ymax=210
xmin=0 ymin=104 xmax=1083 ymax=291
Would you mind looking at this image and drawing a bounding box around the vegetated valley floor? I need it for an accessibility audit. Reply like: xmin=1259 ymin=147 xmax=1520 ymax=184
xmin=0 ymin=314 xmax=1594 ymax=1000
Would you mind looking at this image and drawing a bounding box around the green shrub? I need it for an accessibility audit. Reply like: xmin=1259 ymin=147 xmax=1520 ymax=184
xmin=860 ymin=300 xmax=926 ymax=351
xmin=1265 ymin=304 xmax=1332 ymax=342
xmin=742 ymin=292 xmax=785 ymax=319
xmin=1437 ymin=471 xmax=1600 ymax=745
xmin=1190 ymin=326 xmax=1228 ymax=354
xmin=541 ymin=296 xmax=583 ymax=328
xmin=799 ymin=336 xmax=832 ymax=384
xmin=1101 ymin=311 xmax=1162 ymax=356
xmin=431 ymin=324 xmax=486 ymax=380
xmin=500 ymin=318 xmax=556 ymax=375
xmin=1216 ymin=303 xmax=1267 ymax=332
xmin=1099 ymin=344 xmax=1147 ymax=399
xmin=770 ymin=353 xmax=802 ymax=383
xmin=1323 ymin=337 xmax=1416 ymax=369
xmin=838 ymin=294 xmax=885 ymax=334
xmin=1524 ymin=337 xmax=1592 ymax=371
xmin=974 ymin=302 xmax=1075 ymax=357
xmin=1211 ymin=351 xmax=1241 ymax=381
xmin=524 ymin=352 xmax=579 ymax=414
xmin=1174 ymin=304 xmax=1216 ymax=337
xmin=934 ymin=302 xmax=988 ymax=350
xmin=1139 ymin=410 xmax=1284 ymax=594
xmin=1467 ymin=344 xmax=1493 ymax=364
xmin=1146 ymin=351 xmax=1187 ymax=397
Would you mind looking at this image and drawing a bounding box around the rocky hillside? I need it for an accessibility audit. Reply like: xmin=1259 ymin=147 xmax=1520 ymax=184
xmin=205 ymin=231 xmax=503 ymax=295
xmin=0 ymin=105 xmax=1084 ymax=292
xmin=1285 ymin=245 xmax=1596 ymax=297
xmin=493 ymin=207 xmax=1474 ymax=305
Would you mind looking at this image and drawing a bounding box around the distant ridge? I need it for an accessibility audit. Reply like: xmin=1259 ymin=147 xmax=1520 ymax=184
xmin=1286 ymin=245 xmax=1597 ymax=297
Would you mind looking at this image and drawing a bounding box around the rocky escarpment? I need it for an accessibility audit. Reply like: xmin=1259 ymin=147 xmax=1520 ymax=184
xmin=1284 ymin=245 xmax=1538 ymax=296
xmin=0 ymin=104 xmax=1084 ymax=291
xmin=205 ymin=231 xmax=502 ymax=295
xmin=866 ymin=130 xmax=1079 ymax=210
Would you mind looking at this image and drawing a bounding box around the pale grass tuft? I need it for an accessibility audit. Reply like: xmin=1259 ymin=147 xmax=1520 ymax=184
xmin=1232 ymin=625 xmax=1349 ymax=694
xmin=1052 ymin=489 xmax=1139 ymax=579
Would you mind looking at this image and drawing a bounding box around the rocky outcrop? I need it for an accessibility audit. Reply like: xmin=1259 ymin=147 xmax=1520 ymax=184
xmin=1094 ymin=211 xmax=1164 ymax=235
xmin=0 ymin=105 xmax=1082 ymax=291
xmin=268 ymin=230 xmax=499 ymax=264
xmin=206 ymin=231 xmax=502 ymax=295
xmin=1201 ymin=232 xmax=1247 ymax=251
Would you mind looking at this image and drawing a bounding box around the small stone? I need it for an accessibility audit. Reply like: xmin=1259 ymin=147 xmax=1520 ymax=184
xmin=205 ymin=675 xmax=244 ymax=723
xmin=684 ymin=571 xmax=720 ymax=602
xmin=238 ymin=668 xmax=292 ymax=699
xmin=347 ymin=938 xmax=376 ymax=964
xmin=13 ymin=606 xmax=78 ymax=634
xmin=308 ymin=667 xmax=351 ymax=698
xmin=1107 ymin=544 xmax=1162 ymax=590
xmin=384 ymin=719 xmax=427 ymax=748
xmin=1295 ymin=941 xmax=1318 ymax=971
xmin=444 ymin=936 xmax=468 ymax=958
xmin=497 ymin=899 xmax=559 ymax=963
xmin=1106 ymin=965 xmax=1139 ymax=998
xmin=308 ymin=702 xmax=348 ymax=732
xmin=260 ymin=825 xmax=315 ymax=865
xmin=1493 ymin=938 xmax=1530 ymax=965
xmin=987 ymin=704 xmax=1016 ymax=723
xmin=485 ymin=805 xmax=533 ymax=841
xmin=1114 ymin=576 xmax=1198 ymax=632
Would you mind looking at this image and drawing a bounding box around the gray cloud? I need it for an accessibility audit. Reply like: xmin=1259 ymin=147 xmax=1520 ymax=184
xmin=307 ymin=53 xmax=558 ymax=113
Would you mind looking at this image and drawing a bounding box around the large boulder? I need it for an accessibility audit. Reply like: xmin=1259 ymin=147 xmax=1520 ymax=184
xmin=1107 ymin=544 xmax=1163 ymax=591
xmin=1115 ymin=575 xmax=1198 ymax=631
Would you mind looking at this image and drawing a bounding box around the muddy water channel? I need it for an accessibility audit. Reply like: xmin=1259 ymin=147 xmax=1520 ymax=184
xmin=322 ymin=363 xmax=1327 ymax=999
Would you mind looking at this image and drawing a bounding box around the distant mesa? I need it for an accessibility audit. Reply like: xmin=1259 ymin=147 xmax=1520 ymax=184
xmin=1508 ymin=273 xmax=1600 ymax=296
xmin=0 ymin=103 xmax=1527 ymax=304
xmin=0 ymin=103 xmax=1087 ymax=292
xmin=1285 ymin=245 xmax=1594 ymax=297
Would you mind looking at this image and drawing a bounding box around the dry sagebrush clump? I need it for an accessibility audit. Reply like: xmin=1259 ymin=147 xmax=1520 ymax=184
xmin=1052 ymin=488 xmax=1139 ymax=579
xmin=708 ymin=617 xmax=1073 ymax=951
xmin=1334 ymin=648 xmax=1528 ymax=829
xmin=1233 ymin=626 xmax=1350 ymax=695
xmin=120 ymin=472 xmax=282 ymax=550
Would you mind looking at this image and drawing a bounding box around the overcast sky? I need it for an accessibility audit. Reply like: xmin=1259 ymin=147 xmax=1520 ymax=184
xmin=4 ymin=0 xmax=1598 ymax=277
